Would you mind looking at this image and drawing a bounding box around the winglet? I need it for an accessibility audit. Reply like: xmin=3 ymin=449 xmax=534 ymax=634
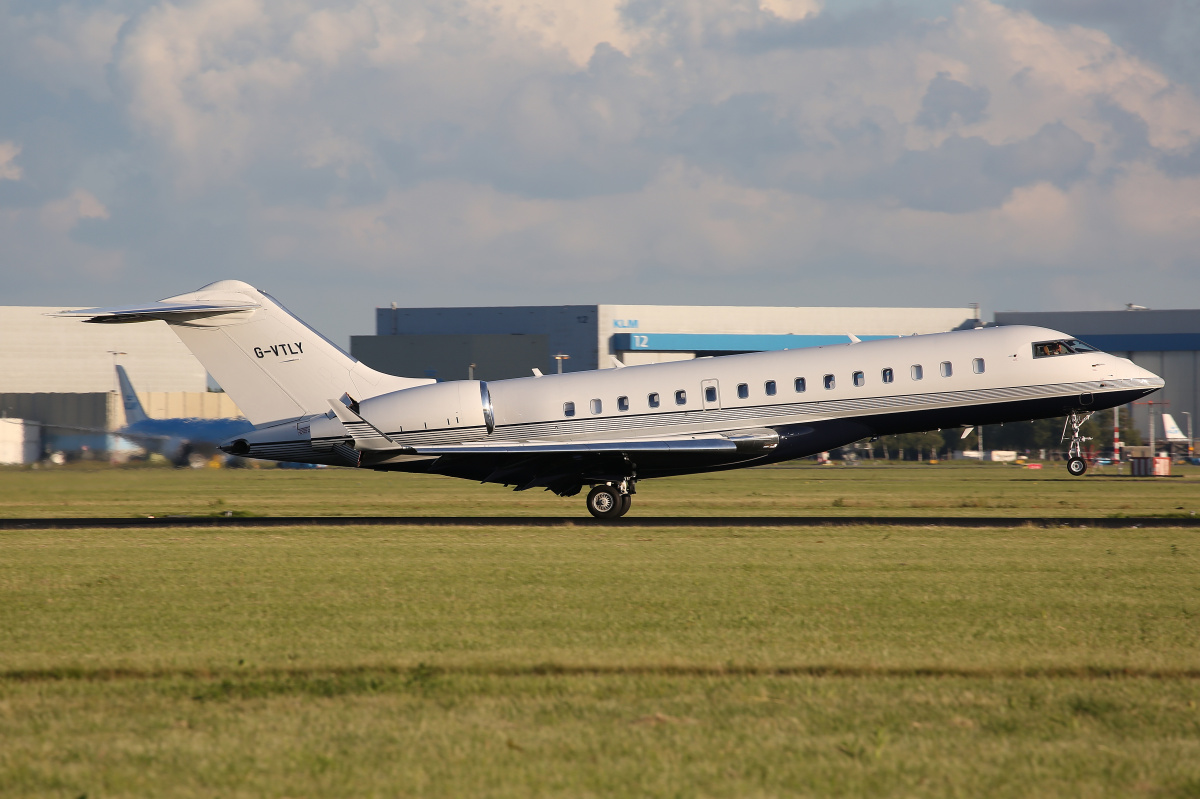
xmin=609 ymin=356 xmax=626 ymax=369
xmin=847 ymin=333 xmax=862 ymax=344
xmin=531 ymin=368 xmax=544 ymax=377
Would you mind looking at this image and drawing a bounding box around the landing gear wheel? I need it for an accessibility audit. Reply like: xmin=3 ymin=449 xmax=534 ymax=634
xmin=1061 ymin=411 xmax=1094 ymax=478
xmin=586 ymin=485 xmax=624 ymax=519
xmin=617 ymin=493 xmax=632 ymax=517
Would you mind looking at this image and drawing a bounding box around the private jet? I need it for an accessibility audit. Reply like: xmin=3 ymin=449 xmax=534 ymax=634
xmin=58 ymin=281 xmax=1164 ymax=517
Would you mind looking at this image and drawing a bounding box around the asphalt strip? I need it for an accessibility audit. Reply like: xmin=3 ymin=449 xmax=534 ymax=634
xmin=1 ymin=516 xmax=1198 ymax=529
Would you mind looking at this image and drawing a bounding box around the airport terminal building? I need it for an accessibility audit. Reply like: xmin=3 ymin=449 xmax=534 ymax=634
xmin=352 ymin=304 xmax=982 ymax=381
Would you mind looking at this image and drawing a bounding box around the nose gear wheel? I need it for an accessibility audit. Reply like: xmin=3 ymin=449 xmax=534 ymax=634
xmin=1061 ymin=411 xmax=1093 ymax=476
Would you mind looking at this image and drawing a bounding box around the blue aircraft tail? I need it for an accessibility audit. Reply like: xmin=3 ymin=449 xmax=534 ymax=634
xmin=115 ymin=365 xmax=150 ymax=426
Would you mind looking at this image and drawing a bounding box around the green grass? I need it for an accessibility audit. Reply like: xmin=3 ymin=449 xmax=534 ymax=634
xmin=4 ymin=673 xmax=1198 ymax=797
xmin=1 ymin=460 xmax=1198 ymax=517
xmin=2 ymin=515 xmax=1200 ymax=796
xmin=4 ymin=524 xmax=1200 ymax=673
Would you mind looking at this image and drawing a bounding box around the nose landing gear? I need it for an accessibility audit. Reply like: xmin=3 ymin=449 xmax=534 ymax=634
xmin=585 ymin=478 xmax=635 ymax=519
xmin=1062 ymin=410 xmax=1093 ymax=476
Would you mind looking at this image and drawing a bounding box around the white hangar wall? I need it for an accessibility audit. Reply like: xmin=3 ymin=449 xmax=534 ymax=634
xmin=0 ymin=307 xmax=207 ymax=394
xmin=0 ymin=308 xmax=243 ymax=446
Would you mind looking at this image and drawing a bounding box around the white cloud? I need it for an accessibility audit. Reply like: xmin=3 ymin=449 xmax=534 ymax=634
xmin=39 ymin=188 xmax=110 ymax=233
xmin=759 ymin=0 xmax=822 ymax=22
xmin=1 ymin=0 xmax=1199 ymax=331
xmin=0 ymin=142 xmax=21 ymax=181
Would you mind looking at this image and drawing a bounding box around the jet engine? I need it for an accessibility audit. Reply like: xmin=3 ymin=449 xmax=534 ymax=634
xmin=308 ymin=380 xmax=494 ymax=450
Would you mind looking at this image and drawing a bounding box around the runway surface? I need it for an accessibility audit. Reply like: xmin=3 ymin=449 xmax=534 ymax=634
xmin=2 ymin=515 xmax=1198 ymax=529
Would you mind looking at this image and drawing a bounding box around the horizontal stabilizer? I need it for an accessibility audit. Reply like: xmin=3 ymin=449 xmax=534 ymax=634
xmin=51 ymin=299 xmax=259 ymax=324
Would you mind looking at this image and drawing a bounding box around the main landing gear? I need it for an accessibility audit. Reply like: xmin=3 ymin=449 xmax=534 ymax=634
xmin=586 ymin=479 xmax=635 ymax=519
xmin=1062 ymin=410 xmax=1093 ymax=476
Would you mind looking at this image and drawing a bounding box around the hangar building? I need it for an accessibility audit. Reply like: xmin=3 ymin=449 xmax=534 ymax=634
xmin=994 ymin=308 xmax=1199 ymax=447
xmin=0 ymin=307 xmax=242 ymax=457
xmin=352 ymin=304 xmax=981 ymax=382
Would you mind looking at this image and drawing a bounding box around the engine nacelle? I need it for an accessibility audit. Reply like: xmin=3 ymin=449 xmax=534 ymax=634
xmin=359 ymin=379 xmax=491 ymax=435
xmin=306 ymin=380 xmax=494 ymax=451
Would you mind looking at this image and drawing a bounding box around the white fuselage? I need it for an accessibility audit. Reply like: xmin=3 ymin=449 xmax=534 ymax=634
xmin=232 ymin=324 xmax=1162 ymax=483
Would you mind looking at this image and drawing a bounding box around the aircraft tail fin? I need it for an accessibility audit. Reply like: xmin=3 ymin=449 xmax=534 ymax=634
xmin=57 ymin=280 xmax=434 ymax=425
xmin=115 ymin=365 xmax=150 ymax=426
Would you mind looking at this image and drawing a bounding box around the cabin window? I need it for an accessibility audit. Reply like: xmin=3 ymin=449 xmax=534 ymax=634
xmin=823 ymin=374 xmax=835 ymax=390
xmin=617 ymin=395 xmax=629 ymax=411
xmin=675 ymin=389 xmax=687 ymax=405
xmin=589 ymin=398 xmax=602 ymax=414
xmin=794 ymin=377 xmax=806 ymax=393
xmin=648 ymin=392 xmax=660 ymax=408
xmin=737 ymin=383 xmax=749 ymax=399
xmin=911 ymin=364 xmax=923 ymax=380
xmin=940 ymin=361 xmax=953 ymax=378
xmin=882 ymin=367 xmax=894 ymax=384
xmin=705 ymin=386 xmax=718 ymax=403
xmin=765 ymin=380 xmax=777 ymax=396
xmin=972 ymin=358 xmax=985 ymax=374
xmin=853 ymin=371 xmax=865 ymax=387
xmin=563 ymin=401 xmax=575 ymax=417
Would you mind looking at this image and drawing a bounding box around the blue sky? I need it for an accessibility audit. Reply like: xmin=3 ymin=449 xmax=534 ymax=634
xmin=1 ymin=0 xmax=1198 ymax=347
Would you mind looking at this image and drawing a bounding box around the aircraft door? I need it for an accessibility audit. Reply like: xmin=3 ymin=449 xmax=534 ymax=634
xmin=701 ymin=379 xmax=721 ymax=410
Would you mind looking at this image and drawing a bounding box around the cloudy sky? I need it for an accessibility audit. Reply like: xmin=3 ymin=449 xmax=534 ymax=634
xmin=2 ymin=0 xmax=1198 ymax=346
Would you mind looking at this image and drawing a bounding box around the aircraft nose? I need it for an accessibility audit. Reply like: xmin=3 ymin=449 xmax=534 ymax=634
xmin=1131 ymin=363 xmax=1165 ymax=392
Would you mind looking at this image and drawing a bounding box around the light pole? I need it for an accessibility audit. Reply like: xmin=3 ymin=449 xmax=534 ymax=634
xmin=554 ymin=354 xmax=569 ymax=374
xmin=468 ymin=363 xmax=475 ymax=381
xmin=1149 ymin=401 xmax=1156 ymax=457
xmin=1114 ymin=405 xmax=1122 ymax=474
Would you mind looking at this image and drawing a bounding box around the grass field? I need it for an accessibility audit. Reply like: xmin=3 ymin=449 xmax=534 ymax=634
xmin=2 ymin=467 xmax=1199 ymax=796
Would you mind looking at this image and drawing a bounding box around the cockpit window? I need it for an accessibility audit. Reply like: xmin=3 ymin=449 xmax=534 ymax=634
xmin=1032 ymin=339 xmax=1099 ymax=358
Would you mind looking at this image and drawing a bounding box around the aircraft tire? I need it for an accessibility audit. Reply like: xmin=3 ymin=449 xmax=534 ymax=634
xmin=586 ymin=485 xmax=624 ymax=519
xmin=616 ymin=493 xmax=632 ymax=517
xmin=1067 ymin=457 xmax=1087 ymax=476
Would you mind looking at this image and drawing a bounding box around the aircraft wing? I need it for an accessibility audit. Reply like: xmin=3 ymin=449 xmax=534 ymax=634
xmin=395 ymin=429 xmax=779 ymax=456
xmin=16 ymin=420 xmax=170 ymax=441
xmin=369 ymin=428 xmax=782 ymax=495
